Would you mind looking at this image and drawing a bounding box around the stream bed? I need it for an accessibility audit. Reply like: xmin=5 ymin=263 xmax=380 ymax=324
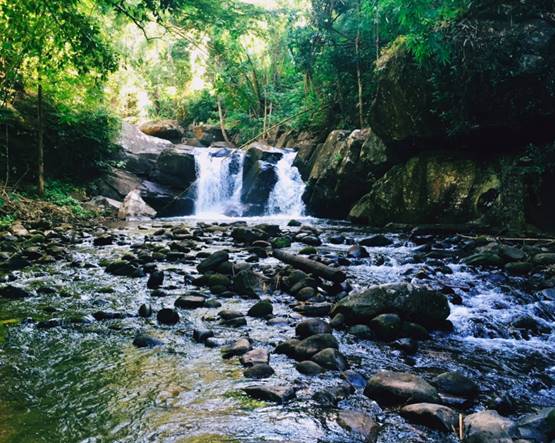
xmin=0 ymin=217 xmax=554 ymax=443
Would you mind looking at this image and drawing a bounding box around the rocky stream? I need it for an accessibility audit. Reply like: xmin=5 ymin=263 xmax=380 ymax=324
xmin=0 ymin=214 xmax=554 ymax=442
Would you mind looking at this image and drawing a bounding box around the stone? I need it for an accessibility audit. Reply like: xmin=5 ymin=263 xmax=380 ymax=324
xmin=336 ymin=410 xmax=379 ymax=443
xmin=240 ymin=348 xmax=269 ymax=367
xmin=105 ymin=260 xmax=144 ymax=278
xmin=243 ymin=364 xmax=275 ymax=379
xmin=247 ymin=300 xmax=273 ymax=318
xmin=347 ymin=244 xmax=369 ymax=258
xmin=294 ymin=302 xmax=332 ymax=317
xmin=311 ymin=348 xmax=349 ymax=371
xmin=516 ymin=407 xmax=555 ymax=443
xmin=296 ymin=360 xmax=323 ymax=375
xmin=118 ymin=190 xmax=157 ymax=220
xmin=133 ymin=333 xmax=163 ymax=348
xmin=348 ymin=324 xmax=374 ymax=339
xmin=197 ymin=251 xmax=229 ymax=274
xmin=243 ymin=385 xmax=295 ymax=404
xmin=147 ymin=270 xmax=164 ymax=289
xmin=463 ymin=410 xmax=516 ymax=443
xmin=364 ymin=371 xmax=440 ymax=406
xmin=360 ymin=235 xmax=393 ymax=247
xmin=369 ymin=313 xmax=402 ymax=341
xmin=331 ymin=283 xmax=449 ymax=329
xmin=0 ymin=285 xmax=32 ymax=299
xmin=293 ymin=333 xmax=339 ymax=360
xmin=222 ymin=338 xmax=251 ymax=358
xmin=174 ymin=295 xmax=206 ymax=309
xmin=400 ymin=403 xmax=458 ymax=432
xmin=505 ymin=261 xmax=532 ymax=275
xmin=93 ymin=235 xmax=113 ymax=246
xmin=533 ymin=253 xmax=555 ymax=265
xmin=463 ymin=253 xmax=503 ymax=267
xmin=295 ymin=319 xmax=332 ymax=339
xmin=271 ymin=236 xmax=292 ymax=249
xmin=193 ymin=328 xmax=214 ymax=343
xmin=156 ymin=308 xmax=179 ymax=325
xmin=138 ymin=303 xmax=152 ymax=318
xmin=341 ymin=370 xmax=367 ymax=389
xmin=432 ymin=372 xmax=480 ymax=398
xmin=233 ymin=269 xmax=261 ymax=297
xmin=138 ymin=119 xmax=184 ymax=142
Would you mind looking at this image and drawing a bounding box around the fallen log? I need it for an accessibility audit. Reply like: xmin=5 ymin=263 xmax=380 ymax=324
xmin=272 ymin=249 xmax=346 ymax=283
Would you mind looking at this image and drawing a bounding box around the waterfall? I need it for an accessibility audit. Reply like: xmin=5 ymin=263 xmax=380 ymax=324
xmin=193 ymin=148 xmax=244 ymax=216
xmin=267 ymin=150 xmax=306 ymax=216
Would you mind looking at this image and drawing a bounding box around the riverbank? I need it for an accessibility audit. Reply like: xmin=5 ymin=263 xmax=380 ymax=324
xmin=0 ymin=216 xmax=553 ymax=442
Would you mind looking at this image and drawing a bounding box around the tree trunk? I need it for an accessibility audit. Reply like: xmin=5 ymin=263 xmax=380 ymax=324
xmin=355 ymin=28 xmax=364 ymax=129
xmin=217 ymin=97 xmax=233 ymax=147
xmin=37 ymin=74 xmax=45 ymax=195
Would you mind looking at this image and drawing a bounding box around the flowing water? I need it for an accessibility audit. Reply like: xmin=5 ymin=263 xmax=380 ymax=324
xmin=0 ymin=149 xmax=554 ymax=442
xmin=267 ymin=150 xmax=306 ymax=217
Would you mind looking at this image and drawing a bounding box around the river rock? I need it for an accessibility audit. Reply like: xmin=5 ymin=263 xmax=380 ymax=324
xmin=193 ymin=328 xmax=214 ymax=343
xmin=364 ymin=371 xmax=440 ymax=406
xmin=331 ymin=283 xmax=449 ymax=328
xmin=231 ymin=227 xmax=268 ymax=244
xmin=147 ymin=270 xmax=164 ymax=289
xmin=222 ymin=338 xmax=251 ymax=358
xmin=243 ymin=385 xmax=295 ymax=404
xmin=312 ymin=382 xmax=354 ymax=406
xmin=432 ymin=372 xmax=480 ymax=399
xmin=174 ymin=295 xmax=206 ymax=309
xmin=293 ymin=333 xmax=339 ymax=360
xmin=311 ymin=348 xmax=348 ymax=371
xmin=294 ymin=302 xmax=332 ymax=317
xmin=197 ymin=251 xmax=229 ymax=274
xmin=347 ymin=244 xmax=369 ymax=258
xmin=139 ymin=119 xmax=184 ymax=142
xmin=463 ymin=253 xmax=503 ymax=267
xmin=274 ymin=339 xmax=300 ymax=357
xmin=369 ymin=313 xmax=402 ymax=341
xmin=233 ymin=269 xmax=261 ymax=297
xmin=360 ymin=235 xmax=392 ymax=247
xmin=348 ymin=324 xmax=374 ymax=339
xmin=93 ymin=234 xmax=113 ymax=246
xmin=296 ymin=360 xmax=323 ymax=375
xmin=336 ymin=410 xmax=379 ymax=443
xmin=243 ymin=364 xmax=275 ymax=379
xmin=400 ymin=403 xmax=458 ymax=432
xmin=105 ymin=260 xmax=144 ymax=278
xmin=0 ymin=285 xmax=32 ymax=299
xmin=295 ymin=319 xmax=331 ymax=339
xmin=533 ymin=253 xmax=555 ymax=265
xmin=240 ymin=348 xmax=269 ymax=367
xmin=133 ymin=333 xmax=163 ymax=348
xmin=118 ymin=190 xmax=157 ymax=220
xmin=247 ymin=300 xmax=273 ymax=318
xmin=138 ymin=304 xmax=152 ymax=318
xmin=516 ymin=407 xmax=555 ymax=442
xmin=156 ymin=308 xmax=179 ymax=325
xmin=463 ymin=410 xmax=516 ymax=443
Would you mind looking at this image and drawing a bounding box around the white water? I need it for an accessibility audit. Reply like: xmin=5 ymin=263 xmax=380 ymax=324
xmin=193 ymin=147 xmax=306 ymax=217
xmin=193 ymin=148 xmax=244 ymax=216
xmin=267 ymin=150 xmax=306 ymax=216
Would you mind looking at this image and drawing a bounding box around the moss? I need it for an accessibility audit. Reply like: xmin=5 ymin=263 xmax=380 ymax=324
xmin=223 ymin=390 xmax=267 ymax=410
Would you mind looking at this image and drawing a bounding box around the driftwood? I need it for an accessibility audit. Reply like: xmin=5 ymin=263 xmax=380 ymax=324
xmin=272 ymin=249 xmax=346 ymax=283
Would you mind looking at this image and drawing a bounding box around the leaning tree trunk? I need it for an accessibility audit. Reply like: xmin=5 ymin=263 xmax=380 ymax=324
xmin=217 ymin=97 xmax=233 ymax=147
xmin=355 ymin=28 xmax=364 ymax=129
xmin=37 ymin=71 xmax=45 ymax=196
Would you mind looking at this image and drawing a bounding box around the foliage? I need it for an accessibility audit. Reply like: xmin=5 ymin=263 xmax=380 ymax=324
xmin=41 ymin=180 xmax=95 ymax=218
xmin=180 ymin=91 xmax=219 ymax=126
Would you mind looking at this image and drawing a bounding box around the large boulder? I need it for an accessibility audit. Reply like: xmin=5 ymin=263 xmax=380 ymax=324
xmin=139 ymin=180 xmax=194 ymax=217
xmin=303 ymin=129 xmax=393 ymax=218
xmin=117 ymin=190 xmax=156 ymax=220
xmin=153 ymin=146 xmax=197 ymax=189
xmin=94 ymin=167 xmax=142 ymax=201
xmin=190 ymin=124 xmax=225 ymax=146
xmin=331 ymin=283 xmax=450 ymax=329
xmin=463 ymin=410 xmax=517 ymax=443
xmin=240 ymin=144 xmax=283 ymax=215
xmin=139 ymin=120 xmax=184 ymax=143
xmin=349 ymin=152 xmax=502 ymax=226
xmin=364 ymin=371 xmax=440 ymax=406
xmin=370 ymin=2 xmax=555 ymax=152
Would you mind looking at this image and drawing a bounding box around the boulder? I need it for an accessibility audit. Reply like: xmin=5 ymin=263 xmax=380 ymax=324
xmin=243 ymin=385 xmax=295 ymax=404
xmin=157 ymin=308 xmax=180 ymax=325
xmin=118 ymin=190 xmax=157 ymax=220
xmin=336 ymin=410 xmax=379 ymax=443
xmin=303 ymin=129 xmax=392 ymax=218
xmin=240 ymin=348 xmax=269 ymax=367
xmin=247 ymin=300 xmax=273 ymax=318
xmin=139 ymin=180 xmax=194 ymax=217
xmin=311 ymin=348 xmax=348 ymax=371
xmin=233 ymin=269 xmax=261 ymax=297
xmin=95 ymin=167 xmax=142 ymax=201
xmin=190 ymin=124 xmax=225 ymax=146
xmin=400 ymin=403 xmax=458 ymax=432
xmin=331 ymin=283 xmax=450 ymax=328
xmin=516 ymin=407 xmax=555 ymax=442
xmin=153 ymin=146 xmax=197 ymax=189
xmin=296 ymin=360 xmax=323 ymax=375
xmin=432 ymin=372 xmax=480 ymax=398
xmin=364 ymin=371 xmax=440 ymax=406
xmin=463 ymin=410 xmax=516 ymax=443
xmin=197 ymin=251 xmax=229 ymax=274
xmin=86 ymin=196 xmax=122 ymax=215
xmin=243 ymin=364 xmax=275 ymax=379
xmin=295 ymin=319 xmax=331 ymax=339
xmin=139 ymin=119 xmax=184 ymax=143
xmin=293 ymin=333 xmax=339 ymax=360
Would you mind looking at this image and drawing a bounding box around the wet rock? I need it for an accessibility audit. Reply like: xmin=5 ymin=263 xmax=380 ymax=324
xmin=331 ymin=283 xmax=449 ymax=329
xmin=221 ymin=316 xmax=247 ymax=327
xmin=233 ymin=269 xmax=261 ymax=297
xmin=505 ymin=261 xmax=532 ymax=275
xmin=364 ymin=371 xmax=440 ymax=406
xmin=330 ymin=313 xmax=346 ymax=329
xmin=105 ymin=260 xmax=144 ymax=278
xmin=288 ymin=219 xmax=302 ymax=227
xmin=240 ymin=348 xmax=269 ymax=367
xmin=197 ymin=251 xmax=229 ymax=274
xmin=432 ymin=372 xmax=480 ymax=399
xmin=133 ymin=333 xmax=163 ymax=348
xmin=294 ymin=333 xmax=339 ymax=360
xmin=118 ymin=190 xmax=157 ymax=220
xmin=218 ymin=310 xmax=244 ymax=320
xmin=205 ymin=273 xmax=231 ymax=288
xmin=93 ymin=311 xmax=126 ymax=321
xmin=499 ymin=246 xmax=526 ymax=262
xmin=400 ymin=403 xmax=458 ymax=432
xmin=312 ymin=382 xmax=354 ymax=406
xmin=243 ymin=385 xmax=295 ymax=404
xmin=296 ymin=360 xmax=323 ymax=375
xmin=299 ymin=246 xmax=317 ymax=255
xmin=295 ymin=319 xmax=331 ymax=339
xmin=247 ymin=300 xmax=273 ymax=318
xmin=138 ymin=304 xmax=152 ymax=318
xmin=336 ymin=410 xmax=379 ymax=443
xmin=295 ymin=286 xmax=316 ymax=301
xmin=156 ymin=308 xmax=180 ymax=325
xmin=369 ymin=313 xmax=402 ymax=341
xmin=516 ymin=407 xmax=555 ymax=442
xmin=36 ymin=318 xmax=65 ymax=329
xmin=244 ymin=364 xmax=275 ymax=379
xmin=193 ymin=328 xmax=214 ymax=343
xmin=311 ymin=348 xmax=348 ymax=371
xmin=348 ymin=244 xmax=369 ymax=258
xmin=0 ymin=285 xmax=32 ymax=299
xmin=533 ymin=253 xmax=555 ymax=266
xmin=271 ymin=236 xmax=291 ymax=249
xmin=231 ymin=227 xmax=268 ymax=244
xmin=360 ymin=235 xmax=392 ymax=247
xmin=93 ymin=235 xmax=113 ymax=246
xmin=147 ymin=270 xmax=164 ymax=289
xmin=174 ymin=295 xmax=206 ymax=309
xmin=400 ymin=321 xmax=429 ymax=340
xmin=294 ymin=302 xmax=332 ymax=317
xmin=341 ymin=370 xmax=367 ymax=389
xmin=138 ymin=119 xmax=184 ymax=142
xmin=222 ymin=338 xmax=251 ymax=358
xmin=463 ymin=410 xmax=516 ymax=443
xmin=274 ymin=339 xmax=300 ymax=357
xmin=463 ymin=253 xmax=503 ymax=267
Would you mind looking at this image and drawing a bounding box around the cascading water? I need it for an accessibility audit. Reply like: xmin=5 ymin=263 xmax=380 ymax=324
xmin=193 ymin=147 xmax=306 ymax=217
xmin=193 ymin=148 xmax=244 ymax=216
xmin=267 ymin=150 xmax=306 ymax=216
